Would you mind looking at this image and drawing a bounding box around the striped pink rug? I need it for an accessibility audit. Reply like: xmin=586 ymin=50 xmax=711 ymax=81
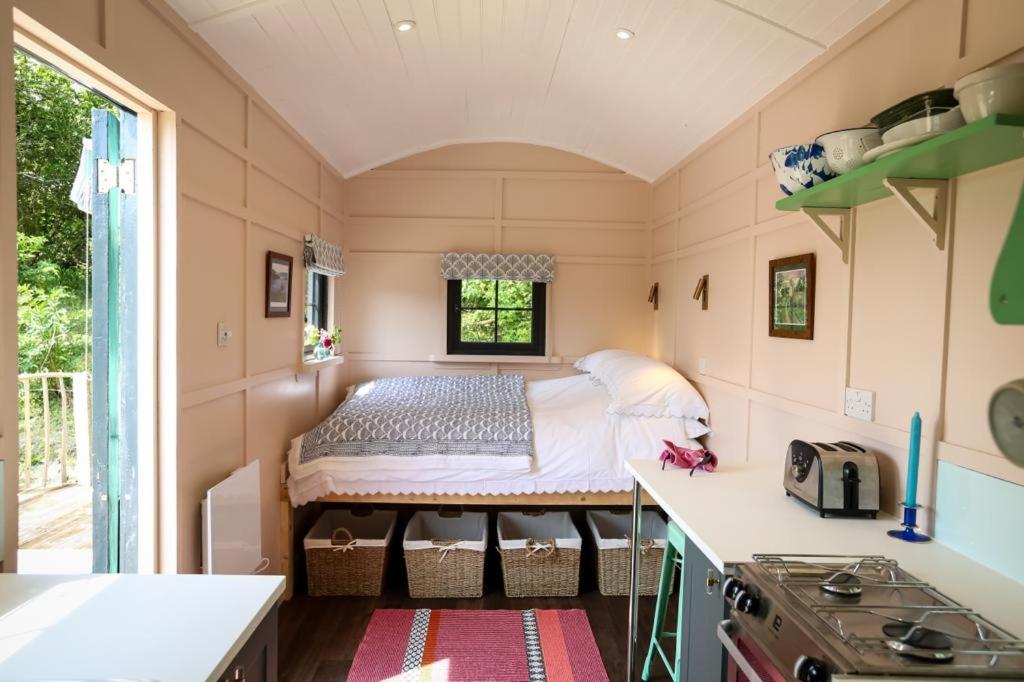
xmin=348 ymin=609 xmax=609 ymax=681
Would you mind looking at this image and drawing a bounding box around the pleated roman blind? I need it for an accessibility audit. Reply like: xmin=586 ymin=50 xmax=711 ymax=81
xmin=304 ymin=234 xmax=346 ymax=277
xmin=440 ymin=253 xmax=555 ymax=283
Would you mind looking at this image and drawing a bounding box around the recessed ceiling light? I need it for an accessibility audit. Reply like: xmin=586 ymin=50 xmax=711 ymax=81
xmin=395 ymin=19 xmax=416 ymax=32
xmin=615 ymin=28 xmax=635 ymax=40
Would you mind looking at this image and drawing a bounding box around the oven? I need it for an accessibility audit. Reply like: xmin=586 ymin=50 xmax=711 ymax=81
xmin=718 ymin=618 xmax=790 ymax=682
xmin=718 ymin=555 xmax=1024 ymax=682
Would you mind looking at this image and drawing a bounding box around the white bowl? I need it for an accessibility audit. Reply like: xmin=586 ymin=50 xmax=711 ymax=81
xmin=954 ymin=62 xmax=1024 ymax=123
xmin=768 ymin=143 xmax=835 ymax=196
xmin=881 ymin=106 xmax=964 ymax=145
xmin=814 ymin=128 xmax=882 ymax=175
xmin=862 ymin=131 xmax=945 ymax=164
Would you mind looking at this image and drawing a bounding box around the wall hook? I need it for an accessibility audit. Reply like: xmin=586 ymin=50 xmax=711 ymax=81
xmin=693 ymin=275 xmax=708 ymax=310
xmin=648 ymin=283 xmax=659 ymax=311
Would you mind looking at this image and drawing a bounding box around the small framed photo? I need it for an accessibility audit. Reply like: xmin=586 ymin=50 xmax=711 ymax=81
xmin=769 ymin=252 xmax=815 ymax=339
xmin=265 ymin=251 xmax=293 ymax=318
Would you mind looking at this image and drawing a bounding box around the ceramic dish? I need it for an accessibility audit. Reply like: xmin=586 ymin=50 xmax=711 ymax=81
xmin=768 ymin=143 xmax=835 ymax=196
xmin=870 ymin=88 xmax=958 ymax=133
xmin=861 ymin=131 xmax=944 ymax=164
xmin=954 ymin=62 xmax=1024 ymax=122
xmin=814 ymin=127 xmax=882 ymax=175
xmin=881 ymin=106 xmax=964 ymax=144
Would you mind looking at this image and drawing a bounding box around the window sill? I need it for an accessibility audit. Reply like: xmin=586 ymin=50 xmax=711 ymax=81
xmin=299 ymin=353 xmax=346 ymax=373
xmin=428 ymin=354 xmax=564 ymax=365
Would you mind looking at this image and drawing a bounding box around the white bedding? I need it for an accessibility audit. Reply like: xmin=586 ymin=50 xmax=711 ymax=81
xmin=287 ymin=374 xmax=705 ymax=506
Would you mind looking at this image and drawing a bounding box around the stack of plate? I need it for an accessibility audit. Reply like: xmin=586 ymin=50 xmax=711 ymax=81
xmin=863 ymin=89 xmax=964 ymax=162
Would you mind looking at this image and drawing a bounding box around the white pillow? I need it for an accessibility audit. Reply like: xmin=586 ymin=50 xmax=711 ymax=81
xmin=682 ymin=418 xmax=712 ymax=438
xmin=575 ymin=349 xmax=709 ymax=420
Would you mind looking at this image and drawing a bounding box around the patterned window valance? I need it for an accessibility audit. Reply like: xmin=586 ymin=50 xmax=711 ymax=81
xmin=441 ymin=253 xmax=555 ymax=283
xmin=304 ymin=234 xmax=346 ymax=277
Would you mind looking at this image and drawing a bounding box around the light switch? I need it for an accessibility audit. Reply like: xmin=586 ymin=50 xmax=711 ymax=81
xmin=845 ymin=387 xmax=874 ymax=422
xmin=217 ymin=322 xmax=232 ymax=348
xmin=698 ymin=358 xmax=709 ymax=375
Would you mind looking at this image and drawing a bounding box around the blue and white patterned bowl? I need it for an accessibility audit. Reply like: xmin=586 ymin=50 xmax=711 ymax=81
xmin=769 ymin=143 xmax=836 ymax=196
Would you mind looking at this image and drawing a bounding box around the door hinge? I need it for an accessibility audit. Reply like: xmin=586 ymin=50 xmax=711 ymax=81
xmin=96 ymin=158 xmax=136 ymax=195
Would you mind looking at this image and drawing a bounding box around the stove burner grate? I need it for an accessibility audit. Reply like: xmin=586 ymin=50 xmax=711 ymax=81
xmin=883 ymin=622 xmax=955 ymax=649
xmin=820 ymin=571 xmax=863 ymax=597
xmin=884 ymin=638 xmax=956 ymax=662
xmin=747 ymin=554 xmax=1024 ymax=674
xmin=881 ymin=623 xmax=956 ymax=662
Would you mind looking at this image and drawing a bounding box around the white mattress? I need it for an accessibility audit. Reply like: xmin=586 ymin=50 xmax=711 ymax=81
xmin=287 ymin=374 xmax=705 ymax=506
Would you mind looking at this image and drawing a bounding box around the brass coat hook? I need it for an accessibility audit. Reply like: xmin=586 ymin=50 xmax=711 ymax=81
xmin=693 ymin=275 xmax=708 ymax=310
xmin=648 ymin=283 xmax=659 ymax=311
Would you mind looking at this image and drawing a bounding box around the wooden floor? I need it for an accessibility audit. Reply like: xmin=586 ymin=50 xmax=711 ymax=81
xmin=18 ymin=484 xmax=92 ymax=549
xmin=279 ymin=585 xmax=674 ymax=681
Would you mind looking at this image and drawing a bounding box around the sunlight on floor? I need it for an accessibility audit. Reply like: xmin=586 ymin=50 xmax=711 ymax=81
xmin=0 ymin=576 xmax=113 ymax=667
xmin=17 ymin=483 xmax=92 ymax=574
xmin=384 ymin=659 xmax=451 ymax=681
xmin=17 ymin=550 xmax=91 ymax=575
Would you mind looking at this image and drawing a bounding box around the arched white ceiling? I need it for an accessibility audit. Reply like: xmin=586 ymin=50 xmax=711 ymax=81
xmin=168 ymin=0 xmax=889 ymax=181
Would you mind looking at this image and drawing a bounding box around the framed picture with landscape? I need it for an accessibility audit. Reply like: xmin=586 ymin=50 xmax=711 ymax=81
xmin=265 ymin=251 xmax=293 ymax=318
xmin=769 ymin=252 xmax=815 ymax=339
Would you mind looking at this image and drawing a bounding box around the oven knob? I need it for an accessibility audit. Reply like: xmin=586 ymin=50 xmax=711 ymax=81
xmin=734 ymin=590 xmax=760 ymax=615
xmin=722 ymin=577 xmax=744 ymax=603
xmin=794 ymin=655 xmax=829 ymax=682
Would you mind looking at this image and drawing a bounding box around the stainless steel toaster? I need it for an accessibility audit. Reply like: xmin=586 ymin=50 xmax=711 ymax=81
xmin=784 ymin=440 xmax=880 ymax=518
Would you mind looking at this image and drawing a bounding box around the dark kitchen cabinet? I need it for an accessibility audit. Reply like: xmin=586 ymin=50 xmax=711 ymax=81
xmin=681 ymin=536 xmax=727 ymax=681
xmin=218 ymin=605 xmax=278 ymax=682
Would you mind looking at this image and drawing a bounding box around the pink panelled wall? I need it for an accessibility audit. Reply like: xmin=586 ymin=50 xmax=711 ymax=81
xmin=2 ymin=0 xmax=1023 ymax=578
xmin=0 ymin=0 xmax=348 ymax=572
xmin=338 ymin=142 xmax=653 ymax=387
xmin=647 ymin=0 xmax=1024 ymax=541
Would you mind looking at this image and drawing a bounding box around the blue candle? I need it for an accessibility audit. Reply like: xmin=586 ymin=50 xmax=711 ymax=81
xmin=905 ymin=412 xmax=922 ymax=507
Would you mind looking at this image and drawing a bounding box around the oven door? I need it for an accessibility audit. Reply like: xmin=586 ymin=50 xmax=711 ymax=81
xmin=718 ymin=619 xmax=790 ymax=682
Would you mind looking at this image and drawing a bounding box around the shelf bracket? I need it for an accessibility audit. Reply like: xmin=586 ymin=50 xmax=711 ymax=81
xmin=882 ymin=178 xmax=949 ymax=250
xmin=802 ymin=207 xmax=852 ymax=264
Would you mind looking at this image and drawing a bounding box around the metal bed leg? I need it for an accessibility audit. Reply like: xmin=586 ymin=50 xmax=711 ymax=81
xmin=627 ymin=479 xmax=642 ymax=681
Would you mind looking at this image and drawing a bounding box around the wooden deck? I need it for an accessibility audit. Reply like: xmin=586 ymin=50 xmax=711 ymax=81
xmin=18 ymin=484 xmax=92 ymax=550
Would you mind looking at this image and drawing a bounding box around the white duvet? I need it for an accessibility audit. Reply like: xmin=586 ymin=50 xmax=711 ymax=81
xmin=287 ymin=374 xmax=706 ymax=506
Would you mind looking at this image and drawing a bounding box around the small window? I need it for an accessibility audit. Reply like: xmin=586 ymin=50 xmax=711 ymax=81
xmin=446 ymin=279 xmax=546 ymax=356
xmin=304 ymin=271 xmax=329 ymax=340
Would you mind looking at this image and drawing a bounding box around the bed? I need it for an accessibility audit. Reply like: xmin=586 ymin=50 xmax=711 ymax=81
xmin=279 ymin=350 xmax=710 ymax=597
xmin=286 ymin=373 xmax=707 ymax=506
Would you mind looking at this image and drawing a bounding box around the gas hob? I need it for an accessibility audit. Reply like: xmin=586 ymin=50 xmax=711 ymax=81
xmin=721 ymin=555 xmax=1024 ymax=680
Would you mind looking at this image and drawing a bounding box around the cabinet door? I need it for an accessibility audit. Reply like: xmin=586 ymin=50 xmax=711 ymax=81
xmin=220 ymin=606 xmax=278 ymax=682
xmin=683 ymin=537 xmax=727 ymax=682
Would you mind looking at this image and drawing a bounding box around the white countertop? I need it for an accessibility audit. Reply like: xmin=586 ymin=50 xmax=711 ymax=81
xmin=627 ymin=459 xmax=1024 ymax=637
xmin=0 ymin=573 xmax=285 ymax=681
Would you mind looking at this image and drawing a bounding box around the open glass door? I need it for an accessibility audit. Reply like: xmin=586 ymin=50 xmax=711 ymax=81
xmin=90 ymin=107 xmax=138 ymax=573
xmin=15 ymin=51 xmax=145 ymax=575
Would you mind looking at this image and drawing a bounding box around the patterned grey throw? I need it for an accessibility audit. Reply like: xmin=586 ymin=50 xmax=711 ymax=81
xmin=299 ymin=375 xmax=533 ymax=470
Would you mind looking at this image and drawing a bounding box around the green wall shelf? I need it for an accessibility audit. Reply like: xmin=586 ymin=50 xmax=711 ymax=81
xmin=772 ymin=114 xmax=1024 ymax=264
xmin=775 ymin=114 xmax=1024 ymax=212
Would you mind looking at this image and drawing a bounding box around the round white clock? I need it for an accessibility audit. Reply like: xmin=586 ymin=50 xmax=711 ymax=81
xmin=990 ymin=379 xmax=1024 ymax=467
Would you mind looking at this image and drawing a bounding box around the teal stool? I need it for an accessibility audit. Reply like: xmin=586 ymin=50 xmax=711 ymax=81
xmin=642 ymin=521 xmax=686 ymax=681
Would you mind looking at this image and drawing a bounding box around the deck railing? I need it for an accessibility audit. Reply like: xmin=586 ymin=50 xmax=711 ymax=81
xmin=18 ymin=371 xmax=91 ymax=491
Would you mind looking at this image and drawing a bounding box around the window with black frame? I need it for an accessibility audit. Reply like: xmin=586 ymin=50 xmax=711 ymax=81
xmin=304 ymin=271 xmax=329 ymax=346
xmin=446 ymin=278 xmax=546 ymax=355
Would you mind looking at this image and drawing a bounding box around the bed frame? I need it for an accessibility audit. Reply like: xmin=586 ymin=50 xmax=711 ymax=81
xmin=278 ymin=486 xmax=654 ymax=598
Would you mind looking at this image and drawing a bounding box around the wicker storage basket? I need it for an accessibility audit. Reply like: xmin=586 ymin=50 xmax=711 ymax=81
xmin=304 ymin=509 xmax=396 ymax=596
xmin=403 ymin=511 xmax=488 ymax=598
xmin=497 ymin=511 xmax=581 ymax=597
xmin=586 ymin=510 xmax=668 ymax=596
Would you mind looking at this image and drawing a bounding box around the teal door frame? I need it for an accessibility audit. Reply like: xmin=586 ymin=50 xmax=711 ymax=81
xmin=90 ymin=107 xmax=138 ymax=574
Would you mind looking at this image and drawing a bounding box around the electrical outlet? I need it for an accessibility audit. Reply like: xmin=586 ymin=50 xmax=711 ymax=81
xmin=217 ymin=322 xmax=232 ymax=348
xmin=698 ymin=357 xmax=709 ymax=375
xmin=845 ymin=387 xmax=874 ymax=422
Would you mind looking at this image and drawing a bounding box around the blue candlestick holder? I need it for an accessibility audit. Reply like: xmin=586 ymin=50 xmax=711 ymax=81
xmin=887 ymin=503 xmax=931 ymax=543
